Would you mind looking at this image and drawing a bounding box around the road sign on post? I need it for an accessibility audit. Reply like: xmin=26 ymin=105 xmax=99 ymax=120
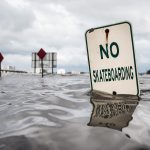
xmin=0 ymin=53 xmax=4 ymax=77
xmin=85 ymin=22 xmax=139 ymax=95
xmin=31 ymin=52 xmax=57 ymax=74
xmin=37 ymin=48 xmax=47 ymax=78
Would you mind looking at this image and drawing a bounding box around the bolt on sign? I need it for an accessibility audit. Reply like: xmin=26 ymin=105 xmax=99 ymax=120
xmin=85 ymin=22 xmax=139 ymax=95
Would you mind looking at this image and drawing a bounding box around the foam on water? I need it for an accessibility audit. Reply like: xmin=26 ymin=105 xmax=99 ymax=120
xmin=0 ymin=74 xmax=150 ymax=150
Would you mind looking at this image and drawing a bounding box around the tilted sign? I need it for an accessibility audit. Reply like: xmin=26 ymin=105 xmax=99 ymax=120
xmin=0 ymin=52 xmax=4 ymax=77
xmin=0 ymin=53 xmax=4 ymax=62
xmin=85 ymin=22 xmax=139 ymax=95
xmin=32 ymin=52 xmax=57 ymax=68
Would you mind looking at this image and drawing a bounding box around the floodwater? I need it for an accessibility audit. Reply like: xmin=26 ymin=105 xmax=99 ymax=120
xmin=0 ymin=73 xmax=150 ymax=150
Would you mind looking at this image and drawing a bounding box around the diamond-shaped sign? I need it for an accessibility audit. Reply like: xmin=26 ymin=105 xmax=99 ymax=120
xmin=0 ymin=53 xmax=4 ymax=62
xmin=37 ymin=48 xmax=46 ymax=59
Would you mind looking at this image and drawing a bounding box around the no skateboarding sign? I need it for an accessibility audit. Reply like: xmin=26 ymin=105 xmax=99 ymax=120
xmin=85 ymin=22 xmax=139 ymax=95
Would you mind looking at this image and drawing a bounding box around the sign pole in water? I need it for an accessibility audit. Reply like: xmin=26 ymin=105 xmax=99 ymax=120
xmin=0 ymin=62 xmax=1 ymax=77
xmin=52 ymin=53 xmax=54 ymax=74
xmin=0 ymin=53 xmax=4 ymax=77
xmin=41 ymin=59 xmax=43 ymax=78
xmin=85 ymin=22 xmax=139 ymax=95
xmin=34 ymin=53 xmax=36 ymax=74
xmin=37 ymin=48 xmax=47 ymax=78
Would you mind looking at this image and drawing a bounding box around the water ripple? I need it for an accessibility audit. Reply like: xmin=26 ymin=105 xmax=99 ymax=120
xmin=0 ymin=74 xmax=150 ymax=149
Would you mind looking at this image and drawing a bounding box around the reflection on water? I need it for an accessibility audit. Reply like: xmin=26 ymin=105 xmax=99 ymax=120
xmin=89 ymin=91 xmax=139 ymax=130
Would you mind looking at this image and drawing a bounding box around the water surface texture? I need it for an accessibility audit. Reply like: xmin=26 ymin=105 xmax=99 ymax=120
xmin=0 ymin=74 xmax=150 ymax=150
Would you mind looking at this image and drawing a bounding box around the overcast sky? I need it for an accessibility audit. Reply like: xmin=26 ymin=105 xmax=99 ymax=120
xmin=0 ymin=0 xmax=150 ymax=72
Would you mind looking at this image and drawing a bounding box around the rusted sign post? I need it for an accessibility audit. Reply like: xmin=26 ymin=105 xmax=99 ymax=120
xmin=37 ymin=48 xmax=47 ymax=78
xmin=0 ymin=53 xmax=4 ymax=77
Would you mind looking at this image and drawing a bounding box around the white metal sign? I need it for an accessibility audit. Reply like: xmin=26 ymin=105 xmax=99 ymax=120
xmin=85 ymin=22 xmax=139 ymax=95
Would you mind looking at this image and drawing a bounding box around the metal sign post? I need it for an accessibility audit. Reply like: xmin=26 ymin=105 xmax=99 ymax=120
xmin=0 ymin=53 xmax=4 ymax=77
xmin=37 ymin=48 xmax=47 ymax=78
xmin=0 ymin=62 xmax=1 ymax=77
xmin=85 ymin=22 xmax=139 ymax=95
xmin=34 ymin=53 xmax=36 ymax=74
xmin=41 ymin=59 xmax=43 ymax=78
xmin=52 ymin=53 xmax=54 ymax=74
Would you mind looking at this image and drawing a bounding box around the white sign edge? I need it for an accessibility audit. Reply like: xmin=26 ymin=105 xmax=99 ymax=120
xmin=85 ymin=21 xmax=140 ymax=96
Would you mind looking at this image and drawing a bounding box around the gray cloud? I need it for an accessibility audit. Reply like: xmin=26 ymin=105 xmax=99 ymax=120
xmin=0 ymin=0 xmax=35 ymax=32
xmin=0 ymin=0 xmax=150 ymax=72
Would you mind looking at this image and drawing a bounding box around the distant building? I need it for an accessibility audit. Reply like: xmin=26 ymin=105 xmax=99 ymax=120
xmin=66 ymin=72 xmax=71 ymax=75
xmin=57 ymin=69 xmax=66 ymax=75
xmin=71 ymin=71 xmax=80 ymax=75
xmin=1 ymin=65 xmax=15 ymax=71
xmin=7 ymin=66 xmax=15 ymax=71
xmin=80 ymin=72 xmax=89 ymax=75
